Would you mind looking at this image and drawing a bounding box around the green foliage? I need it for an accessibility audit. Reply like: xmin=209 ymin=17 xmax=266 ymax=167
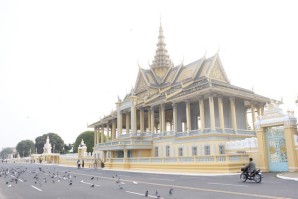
xmin=0 ymin=147 xmax=14 ymax=159
xmin=73 ymin=131 xmax=94 ymax=153
xmin=62 ymin=143 xmax=73 ymax=154
xmin=16 ymin=140 xmax=35 ymax=157
xmin=35 ymin=133 xmax=64 ymax=154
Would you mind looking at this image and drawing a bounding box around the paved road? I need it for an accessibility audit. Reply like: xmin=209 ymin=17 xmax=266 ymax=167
xmin=0 ymin=163 xmax=297 ymax=199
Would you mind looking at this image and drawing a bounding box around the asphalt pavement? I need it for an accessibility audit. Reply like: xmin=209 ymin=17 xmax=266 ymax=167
xmin=0 ymin=163 xmax=297 ymax=199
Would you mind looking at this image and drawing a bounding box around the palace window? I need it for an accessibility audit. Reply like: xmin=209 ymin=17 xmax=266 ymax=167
xmin=219 ymin=145 xmax=225 ymax=155
xmin=166 ymin=146 xmax=170 ymax=157
xmin=192 ymin=146 xmax=197 ymax=156
xmin=178 ymin=147 xmax=183 ymax=156
xmin=204 ymin=145 xmax=210 ymax=155
xmin=154 ymin=147 xmax=158 ymax=157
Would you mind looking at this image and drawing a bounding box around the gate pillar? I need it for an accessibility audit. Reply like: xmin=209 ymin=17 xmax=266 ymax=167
xmin=284 ymin=111 xmax=298 ymax=172
xmin=255 ymin=126 xmax=269 ymax=172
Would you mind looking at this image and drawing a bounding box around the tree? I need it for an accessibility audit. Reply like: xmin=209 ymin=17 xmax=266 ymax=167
xmin=73 ymin=131 xmax=94 ymax=153
xmin=35 ymin=133 xmax=64 ymax=154
xmin=0 ymin=147 xmax=14 ymax=159
xmin=16 ymin=140 xmax=35 ymax=157
xmin=61 ymin=143 xmax=73 ymax=154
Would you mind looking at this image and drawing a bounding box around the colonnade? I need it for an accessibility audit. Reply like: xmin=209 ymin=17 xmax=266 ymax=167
xmin=94 ymin=96 xmax=265 ymax=145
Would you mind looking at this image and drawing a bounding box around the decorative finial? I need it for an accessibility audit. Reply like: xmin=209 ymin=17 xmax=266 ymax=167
xmin=160 ymin=13 xmax=162 ymax=26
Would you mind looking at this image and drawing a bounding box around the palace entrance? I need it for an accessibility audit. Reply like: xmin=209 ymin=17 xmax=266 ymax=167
xmin=266 ymin=126 xmax=288 ymax=172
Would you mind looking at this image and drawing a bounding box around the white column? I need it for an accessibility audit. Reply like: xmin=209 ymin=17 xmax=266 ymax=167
xmin=172 ymin=103 xmax=177 ymax=132
xmin=117 ymin=110 xmax=122 ymax=137
xmin=185 ymin=101 xmax=191 ymax=133
xmin=245 ymin=108 xmax=248 ymax=130
xmin=126 ymin=112 xmax=130 ymax=134
xmin=101 ymin=126 xmax=104 ymax=143
xmin=209 ymin=95 xmax=216 ymax=131
xmin=251 ymin=103 xmax=256 ymax=130
xmin=160 ymin=104 xmax=166 ymax=132
xmin=96 ymin=128 xmax=100 ymax=144
xmin=218 ymin=97 xmax=225 ymax=131
xmin=150 ymin=107 xmax=155 ymax=133
xmin=106 ymin=123 xmax=110 ymax=142
xmin=112 ymin=119 xmax=116 ymax=140
xmin=140 ymin=108 xmax=144 ymax=133
xmin=230 ymin=97 xmax=237 ymax=131
xmin=148 ymin=109 xmax=151 ymax=132
xmin=199 ymin=98 xmax=205 ymax=130
xmin=261 ymin=106 xmax=264 ymax=116
xmin=94 ymin=128 xmax=97 ymax=146
xmin=130 ymin=97 xmax=137 ymax=134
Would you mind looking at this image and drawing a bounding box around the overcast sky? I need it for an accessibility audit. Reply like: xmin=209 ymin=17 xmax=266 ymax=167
xmin=1 ymin=0 xmax=298 ymax=150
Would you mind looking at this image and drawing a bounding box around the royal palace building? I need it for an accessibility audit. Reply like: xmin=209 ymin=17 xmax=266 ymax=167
xmin=88 ymin=24 xmax=282 ymax=173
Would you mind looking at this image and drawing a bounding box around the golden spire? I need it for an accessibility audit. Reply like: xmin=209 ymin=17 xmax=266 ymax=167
xmin=151 ymin=23 xmax=172 ymax=69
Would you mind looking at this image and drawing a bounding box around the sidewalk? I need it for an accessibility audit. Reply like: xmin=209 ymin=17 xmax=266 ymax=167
xmin=276 ymin=172 xmax=298 ymax=181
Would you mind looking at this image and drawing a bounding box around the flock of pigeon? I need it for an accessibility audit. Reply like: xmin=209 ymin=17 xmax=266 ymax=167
xmin=0 ymin=165 xmax=174 ymax=198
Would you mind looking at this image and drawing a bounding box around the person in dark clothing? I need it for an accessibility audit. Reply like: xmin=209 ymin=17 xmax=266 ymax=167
xmin=244 ymin=157 xmax=256 ymax=176
xmin=77 ymin=159 xmax=81 ymax=169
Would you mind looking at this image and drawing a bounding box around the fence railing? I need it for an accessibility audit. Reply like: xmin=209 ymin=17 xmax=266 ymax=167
xmin=107 ymin=154 xmax=249 ymax=163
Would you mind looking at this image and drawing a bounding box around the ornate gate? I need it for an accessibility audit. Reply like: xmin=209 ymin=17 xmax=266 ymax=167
xmin=266 ymin=126 xmax=288 ymax=172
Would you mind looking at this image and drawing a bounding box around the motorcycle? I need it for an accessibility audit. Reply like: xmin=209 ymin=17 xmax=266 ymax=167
xmin=240 ymin=167 xmax=262 ymax=183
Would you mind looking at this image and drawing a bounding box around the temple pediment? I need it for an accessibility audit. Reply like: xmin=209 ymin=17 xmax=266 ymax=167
xmin=206 ymin=55 xmax=229 ymax=83
xmin=134 ymin=72 xmax=148 ymax=93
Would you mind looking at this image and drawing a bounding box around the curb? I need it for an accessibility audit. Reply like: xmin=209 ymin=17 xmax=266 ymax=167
xmin=276 ymin=174 xmax=298 ymax=181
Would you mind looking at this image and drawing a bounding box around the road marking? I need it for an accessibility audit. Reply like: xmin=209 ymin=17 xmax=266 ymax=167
xmin=18 ymin=179 xmax=23 ymax=182
xmin=262 ymin=181 xmax=281 ymax=184
xmin=118 ymin=174 xmax=131 ymax=177
xmin=31 ymin=185 xmax=42 ymax=192
xmin=180 ymin=176 xmax=206 ymax=179
xmin=149 ymin=177 xmax=174 ymax=181
xmin=126 ymin=191 xmax=163 ymax=198
xmin=92 ymin=172 xmax=102 ymax=175
xmin=70 ymin=171 xmax=290 ymax=199
xmin=80 ymin=180 xmax=100 ymax=186
xmin=208 ymin=182 xmax=248 ymax=187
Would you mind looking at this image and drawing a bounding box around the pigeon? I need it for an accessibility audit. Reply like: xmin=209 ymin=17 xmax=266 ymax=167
xmin=69 ymin=182 xmax=72 ymax=185
xmin=145 ymin=190 xmax=149 ymax=197
xmin=169 ymin=187 xmax=173 ymax=195
xmin=91 ymin=177 xmax=94 ymax=180
xmin=118 ymin=184 xmax=123 ymax=190
xmin=90 ymin=184 xmax=95 ymax=187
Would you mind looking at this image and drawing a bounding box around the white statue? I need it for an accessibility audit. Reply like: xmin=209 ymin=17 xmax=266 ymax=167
xmin=43 ymin=136 xmax=52 ymax=154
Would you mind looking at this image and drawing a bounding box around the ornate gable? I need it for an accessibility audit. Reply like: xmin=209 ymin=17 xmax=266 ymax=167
xmin=206 ymin=55 xmax=229 ymax=83
xmin=134 ymin=71 xmax=148 ymax=93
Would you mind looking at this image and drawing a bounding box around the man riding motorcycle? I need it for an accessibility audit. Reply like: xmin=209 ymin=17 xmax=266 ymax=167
xmin=243 ymin=157 xmax=256 ymax=176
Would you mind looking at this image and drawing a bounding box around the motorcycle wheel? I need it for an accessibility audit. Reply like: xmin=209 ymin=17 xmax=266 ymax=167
xmin=254 ymin=174 xmax=262 ymax=183
xmin=240 ymin=174 xmax=247 ymax=182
